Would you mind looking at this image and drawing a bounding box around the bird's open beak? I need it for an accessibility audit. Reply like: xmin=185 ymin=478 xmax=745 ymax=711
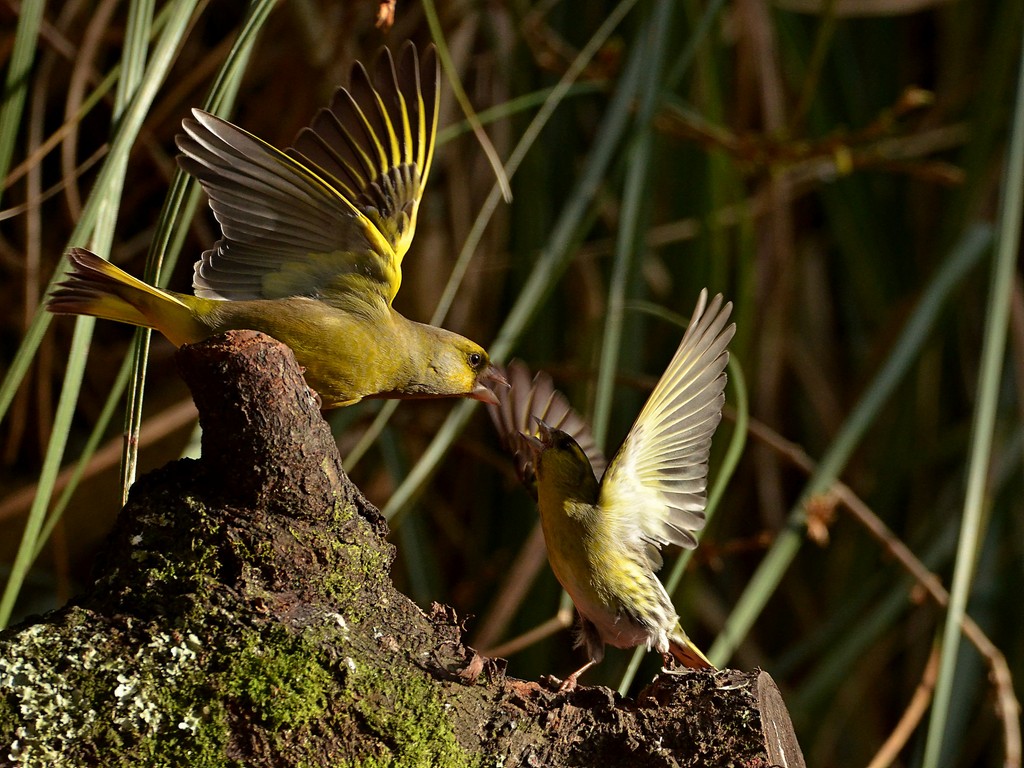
xmin=520 ymin=431 xmax=545 ymax=455
xmin=532 ymin=418 xmax=554 ymax=444
xmin=470 ymin=365 xmax=508 ymax=406
xmin=520 ymin=418 xmax=553 ymax=458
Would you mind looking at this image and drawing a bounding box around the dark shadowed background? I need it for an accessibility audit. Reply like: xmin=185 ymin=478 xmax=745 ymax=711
xmin=1 ymin=2 xmax=1021 ymax=766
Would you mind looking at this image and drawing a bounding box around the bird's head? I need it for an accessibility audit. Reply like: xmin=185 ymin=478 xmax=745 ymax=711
xmin=522 ymin=419 xmax=599 ymax=497
xmin=422 ymin=334 xmax=505 ymax=405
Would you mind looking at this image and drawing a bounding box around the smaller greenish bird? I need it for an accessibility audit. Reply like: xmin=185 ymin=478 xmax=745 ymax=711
xmin=47 ymin=43 xmax=501 ymax=408
xmin=489 ymin=290 xmax=734 ymax=688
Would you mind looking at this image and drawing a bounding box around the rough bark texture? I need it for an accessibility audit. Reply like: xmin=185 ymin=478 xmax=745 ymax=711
xmin=0 ymin=331 xmax=803 ymax=767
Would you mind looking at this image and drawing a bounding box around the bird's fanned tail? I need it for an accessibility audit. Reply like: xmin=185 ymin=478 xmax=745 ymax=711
xmin=48 ymin=248 xmax=198 ymax=346
xmin=668 ymin=629 xmax=716 ymax=670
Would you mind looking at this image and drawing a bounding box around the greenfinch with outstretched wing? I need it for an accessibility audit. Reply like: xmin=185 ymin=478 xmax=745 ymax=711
xmin=488 ymin=290 xmax=734 ymax=688
xmin=48 ymin=43 xmax=500 ymax=408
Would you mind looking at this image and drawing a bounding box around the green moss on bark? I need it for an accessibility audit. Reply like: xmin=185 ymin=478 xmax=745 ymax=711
xmin=223 ymin=626 xmax=333 ymax=730
xmin=344 ymin=664 xmax=479 ymax=768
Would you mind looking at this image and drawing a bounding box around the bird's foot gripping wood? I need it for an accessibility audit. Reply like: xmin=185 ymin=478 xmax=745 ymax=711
xmin=542 ymin=659 xmax=599 ymax=692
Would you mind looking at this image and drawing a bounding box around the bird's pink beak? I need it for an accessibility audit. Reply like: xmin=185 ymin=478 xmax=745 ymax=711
xmin=470 ymin=365 xmax=508 ymax=406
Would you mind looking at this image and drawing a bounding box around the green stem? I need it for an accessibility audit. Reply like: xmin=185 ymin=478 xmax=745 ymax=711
xmin=707 ymin=224 xmax=991 ymax=664
xmin=921 ymin=20 xmax=1024 ymax=768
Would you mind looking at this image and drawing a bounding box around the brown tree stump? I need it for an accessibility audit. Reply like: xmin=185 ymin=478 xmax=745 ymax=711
xmin=0 ymin=331 xmax=804 ymax=767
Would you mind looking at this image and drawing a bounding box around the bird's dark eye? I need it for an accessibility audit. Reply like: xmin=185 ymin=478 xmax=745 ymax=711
xmin=468 ymin=352 xmax=483 ymax=369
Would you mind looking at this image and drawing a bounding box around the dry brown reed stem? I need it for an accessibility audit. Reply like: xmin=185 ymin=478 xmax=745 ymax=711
xmin=482 ymin=605 xmax=575 ymax=660
xmin=0 ymin=399 xmax=197 ymax=524
xmin=574 ymin=123 xmax=970 ymax=261
xmin=472 ymin=520 xmax=548 ymax=649
xmin=866 ymin=646 xmax=940 ymax=768
xmin=746 ymin=416 xmax=1022 ymax=768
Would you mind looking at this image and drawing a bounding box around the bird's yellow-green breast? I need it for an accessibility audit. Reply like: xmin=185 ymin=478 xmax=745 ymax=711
xmin=534 ymin=440 xmax=619 ymax=614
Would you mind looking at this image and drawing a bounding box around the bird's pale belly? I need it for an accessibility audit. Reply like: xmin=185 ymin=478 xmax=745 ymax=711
xmin=542 ymin=519 xmax=657 ymax=648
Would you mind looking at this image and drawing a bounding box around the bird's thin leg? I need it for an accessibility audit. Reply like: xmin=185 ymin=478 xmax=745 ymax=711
xmin=558 ymin=659 xmax=599 ymax=691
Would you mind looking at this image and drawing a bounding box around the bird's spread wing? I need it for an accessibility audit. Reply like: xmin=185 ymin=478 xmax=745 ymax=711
xmin=488 ymin=360 xmax=607 ymax=497
xmin=177 ymin=43 xmax=439 ymax=306
xmin=598 ymin=291 xmax=734 ymax=569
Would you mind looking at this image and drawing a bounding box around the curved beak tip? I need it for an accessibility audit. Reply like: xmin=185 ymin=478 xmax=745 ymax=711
xmin=481 ymin=365 xmax=509 ymax=389
xmin=520 ymin=430 xmax=545 ymax=454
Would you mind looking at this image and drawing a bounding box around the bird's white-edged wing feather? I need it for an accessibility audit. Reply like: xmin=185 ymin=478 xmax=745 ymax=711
xmin=598 ymin=290 xmax=734 ymax=569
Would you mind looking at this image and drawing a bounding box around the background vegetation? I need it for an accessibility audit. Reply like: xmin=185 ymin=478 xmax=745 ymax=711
xmin=1 ymin=1 xmax=1021 ymax=766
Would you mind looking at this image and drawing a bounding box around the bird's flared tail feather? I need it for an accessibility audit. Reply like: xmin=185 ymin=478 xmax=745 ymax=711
xmin=48 ymin=248 xmax=197 ymax=346
xmin=668 ymin=630 xmax=716 ymax=670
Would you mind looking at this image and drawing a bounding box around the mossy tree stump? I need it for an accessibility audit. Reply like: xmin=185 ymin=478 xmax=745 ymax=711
xmin=0 ymin=331 xmax=802 ymax=767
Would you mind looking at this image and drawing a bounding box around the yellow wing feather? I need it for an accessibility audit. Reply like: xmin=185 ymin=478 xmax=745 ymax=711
xmin=178 ymin=43 xmax=438 ymax=308
xmin=598 ymin=291 xmax=735 ymax=567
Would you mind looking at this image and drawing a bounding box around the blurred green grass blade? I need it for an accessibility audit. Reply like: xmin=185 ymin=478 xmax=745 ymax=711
xmin=0 ymin=0 xmax=201 ymax=629
xmin=345 ymin=399 xmax=398 ymax=470
xmin=0 ymin=0 xmax=200 ymax=425
xmin=791 ymin=531 xmax=956 ymax=713
xmin=380 ymin=0 xmax=644 ymax=522
xmin=380 ymin=427 xmax=440 ymax=605
xmin=116 ymin=0 xmax=154 ymax=109
xmin=592 ymin=0 xmax=673 ymax=448
xmin=380 ymin=398 xmax=471 ymax=525
xmin=664 ymin=0 xmax=727 ymax=90
xmin=788 ymin=0 xmax=839 ymax=133
xmin=34 ymin=357 xmax=134 ymax=556
xmin=348 ymin=0 xmax=640 ymax=476
xmin=682 ymin=0 xmax=739 ymax=290
xmin=432 ymin=0 xmax=640 ymax=333
xmin=120 ymin=180 xmax=199 ymax=501
xmin=708 ymin=223 xmax=991 ymax=665
xmin=0 ymin=0 xmax=45 ymax=211
xmin=193 ymin=0 xmax=274 ymax=116
xmin=923 ymin=24 xmax=1024 ymax=768
xmin=92 ymin=0 xmax=154 ymax=252
xmin=121 ymin=0 xmax=275 ymax=498
xmin=422 ymin=0 xmax=511 ymax=203
xmin=800 ymin=575 xmax=918 ymax=710
xmin=1 ymin=318 xmax=93 ymax=617
xmin=435 ymin=82 xmax=603 ymax=145
xmin=105 ymin=0 xmax=155 ymax=504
